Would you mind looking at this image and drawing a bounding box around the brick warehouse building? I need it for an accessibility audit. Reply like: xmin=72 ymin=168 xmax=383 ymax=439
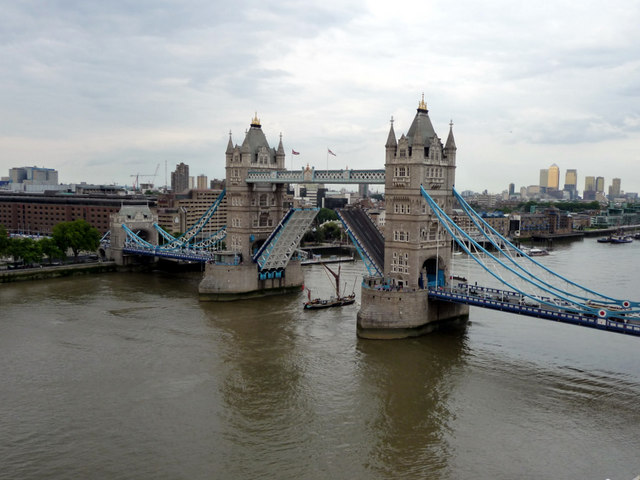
xmin=0 ymin=192 xmax=155 ymax=235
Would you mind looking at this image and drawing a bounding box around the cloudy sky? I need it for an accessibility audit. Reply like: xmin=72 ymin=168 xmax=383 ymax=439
xmin=2 ymin=0 xmax=639 ymax=194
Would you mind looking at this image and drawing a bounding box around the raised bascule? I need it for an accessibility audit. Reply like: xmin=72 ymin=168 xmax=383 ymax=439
xmin=107 ymin=97 xmax=640 ymax=338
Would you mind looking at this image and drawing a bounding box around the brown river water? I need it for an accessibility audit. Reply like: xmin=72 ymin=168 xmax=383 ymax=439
xmin=1 ymin=238 xmax=639 ymax=479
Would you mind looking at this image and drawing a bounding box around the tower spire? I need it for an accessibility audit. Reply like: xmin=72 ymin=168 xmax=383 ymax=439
xmin=251 ymin=112 xmax=261 ymax=127
xmin=418 ymin=93 xmax=428 ymax=112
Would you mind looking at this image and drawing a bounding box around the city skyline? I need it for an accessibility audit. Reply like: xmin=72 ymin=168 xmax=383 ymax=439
xmin=2 ymin=2 xmax=640 ymax=194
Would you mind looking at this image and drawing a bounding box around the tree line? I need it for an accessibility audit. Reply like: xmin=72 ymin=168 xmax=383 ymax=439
xmin=0 ymin=219 xmax=101 ymax=267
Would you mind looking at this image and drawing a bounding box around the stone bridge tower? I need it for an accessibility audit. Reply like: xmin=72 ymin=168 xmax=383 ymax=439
xmin=199 ymin=114 xmax=304 ymax=300
xmin=357 ymin=97 xmax=469 ymax=338
xmin=107 ymin=205 xmax=158 ymax=265
xmin=223 ymin=113 xmax=287 ymax=261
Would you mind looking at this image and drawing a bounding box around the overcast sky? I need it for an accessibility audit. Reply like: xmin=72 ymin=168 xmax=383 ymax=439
xmin=2 ymin=0 xmax=639 ymax=194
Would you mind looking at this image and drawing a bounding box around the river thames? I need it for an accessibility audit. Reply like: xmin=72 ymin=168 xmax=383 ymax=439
xmin=1 ymin=238 xmax=639 ymax=479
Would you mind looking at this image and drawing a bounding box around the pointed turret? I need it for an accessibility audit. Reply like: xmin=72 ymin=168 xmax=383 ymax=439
xmin=226 ymin=131 xmax=234 ymax=154
xmin=385 ymin=116 xmax=397 ymax=148
xmin=276 ymin=132 xmax=285 ymax=168
xmin=277 ymin=132 xmax=285 ymax=155
xmin=445 ymin=120 xmax=456 ymax=151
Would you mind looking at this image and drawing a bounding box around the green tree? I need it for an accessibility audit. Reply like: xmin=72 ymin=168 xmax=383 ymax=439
xmin=52 ymin=219 xmax=101 ymax=261
xmin=316 ymin=208 xmax=338 ymax=224
xmin=319 ymin=221 xmax=342 ymax=242
xmin=39 ymin=237 xmax=66 ymax=264
xmin=0 ymin=224 xmax=9 ymax=257
xmin=8 ymin=237 xmax=43 ymax=266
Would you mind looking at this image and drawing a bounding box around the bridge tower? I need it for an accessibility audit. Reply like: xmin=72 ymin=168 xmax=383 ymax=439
xmin=199 ymin=114 xmax=305 ymax=300
xmin=357 ymin=96 xmax=469 ymax=338
xmin=107 ymin=205 xmax=158 ymax=265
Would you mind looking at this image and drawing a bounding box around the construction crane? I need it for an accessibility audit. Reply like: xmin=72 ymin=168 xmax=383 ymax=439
xmin=130 ymin=164 xmax=160 ymax=191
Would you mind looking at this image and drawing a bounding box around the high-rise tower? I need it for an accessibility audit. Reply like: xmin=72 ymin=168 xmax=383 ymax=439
xmin=563 ymin=169 xmax=577 ymax=199
xmin=547 ymin=164 xmax=560 ymax=190
xmin=171 ymin=163 xmax=189 ymax=193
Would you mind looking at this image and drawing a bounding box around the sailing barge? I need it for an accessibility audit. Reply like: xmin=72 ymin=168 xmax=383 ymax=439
xmin=303 ymin=263 xmax=356 ymax=310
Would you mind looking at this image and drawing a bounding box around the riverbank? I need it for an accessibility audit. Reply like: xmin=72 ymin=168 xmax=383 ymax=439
xmin=0 ymin=261 xmax=118 ymax=283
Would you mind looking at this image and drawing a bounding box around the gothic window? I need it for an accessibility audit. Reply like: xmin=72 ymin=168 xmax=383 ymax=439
xmin=259 ymin=212 xmax=269 ymax=227
xmin=259 ymin=194 xmax=268 ymax=207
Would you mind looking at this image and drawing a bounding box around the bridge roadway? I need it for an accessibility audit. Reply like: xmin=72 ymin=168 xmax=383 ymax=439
xmin=428 ymin=283 xmax=640 ymax=337
xmin=336 ymin=208 xmax=384 ymax=273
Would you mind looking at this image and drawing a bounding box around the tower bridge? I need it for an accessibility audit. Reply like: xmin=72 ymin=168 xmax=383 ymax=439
xmin=107 ymin=98 xmax=640 ymax=339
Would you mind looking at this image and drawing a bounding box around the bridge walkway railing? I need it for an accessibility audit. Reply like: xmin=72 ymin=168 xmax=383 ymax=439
xmin=429 ymin=283 xmax=640 ymax=337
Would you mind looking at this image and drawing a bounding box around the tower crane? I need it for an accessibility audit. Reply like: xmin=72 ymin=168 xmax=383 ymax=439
xmin=130 ymin=163 xmax=160 ymax=191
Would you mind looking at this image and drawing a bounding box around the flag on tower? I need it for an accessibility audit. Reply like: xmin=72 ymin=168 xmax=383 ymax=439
xmin=292 ymin=149 xmax=300 ymax=155
xmin=328 ymin=148 xmax=336 ymax=156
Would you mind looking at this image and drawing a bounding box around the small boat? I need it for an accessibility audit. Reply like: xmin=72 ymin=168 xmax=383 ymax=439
xmin=597 ymin=237 xmax=612 ymax=243
xmin=522 ymin=247 xmax=549 ymax=256
xmin=610 ymin=235 xmax=632 ymax=244
xmin=303 ymin=293 xmax=356 ymax=309
xmin=304 ymin=263 xmax=356 ymax=310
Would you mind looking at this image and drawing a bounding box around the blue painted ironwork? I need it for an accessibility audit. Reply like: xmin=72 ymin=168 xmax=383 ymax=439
xmin=336 ymin=210 xmax=383 ymax=277
xmin=429 ymin=283 xmax=640 ymax=337
xmin=253 ymin=208 xmax=318 ymax=272
xmin=419 ymin=185 xmax=640 ymax=318
xmin=161 ymin=189 xmax=226 ymax=250
xmin=451 ymin=188 xmax=638 ymax=308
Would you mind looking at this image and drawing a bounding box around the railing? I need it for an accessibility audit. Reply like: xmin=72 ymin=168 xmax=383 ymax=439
xmin=428 ymin=284 xmax=640 ymax=337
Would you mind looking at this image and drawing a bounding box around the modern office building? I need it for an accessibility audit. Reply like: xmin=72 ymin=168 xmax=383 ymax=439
xmin=609 ymin=178 xmax=621 ymax=197
xmin=584 ymin=176 xmax=595 ymax=193
xmin=539 ymin=169 xmax=549 ymax=193
xmin=197 ymin=174 xmax=208 ymax=190
xmin=563 ymin=169 xmax=577 ymax=199
xmin=9 ymin=166 xmax=59 ymax=186
xmin=170 ymin=163 xmax=190 ymax=193
xmin=547 ymin=164 xmax=560 ymax=190
xmin=596 ymin=176 xmax=605 ymax=193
